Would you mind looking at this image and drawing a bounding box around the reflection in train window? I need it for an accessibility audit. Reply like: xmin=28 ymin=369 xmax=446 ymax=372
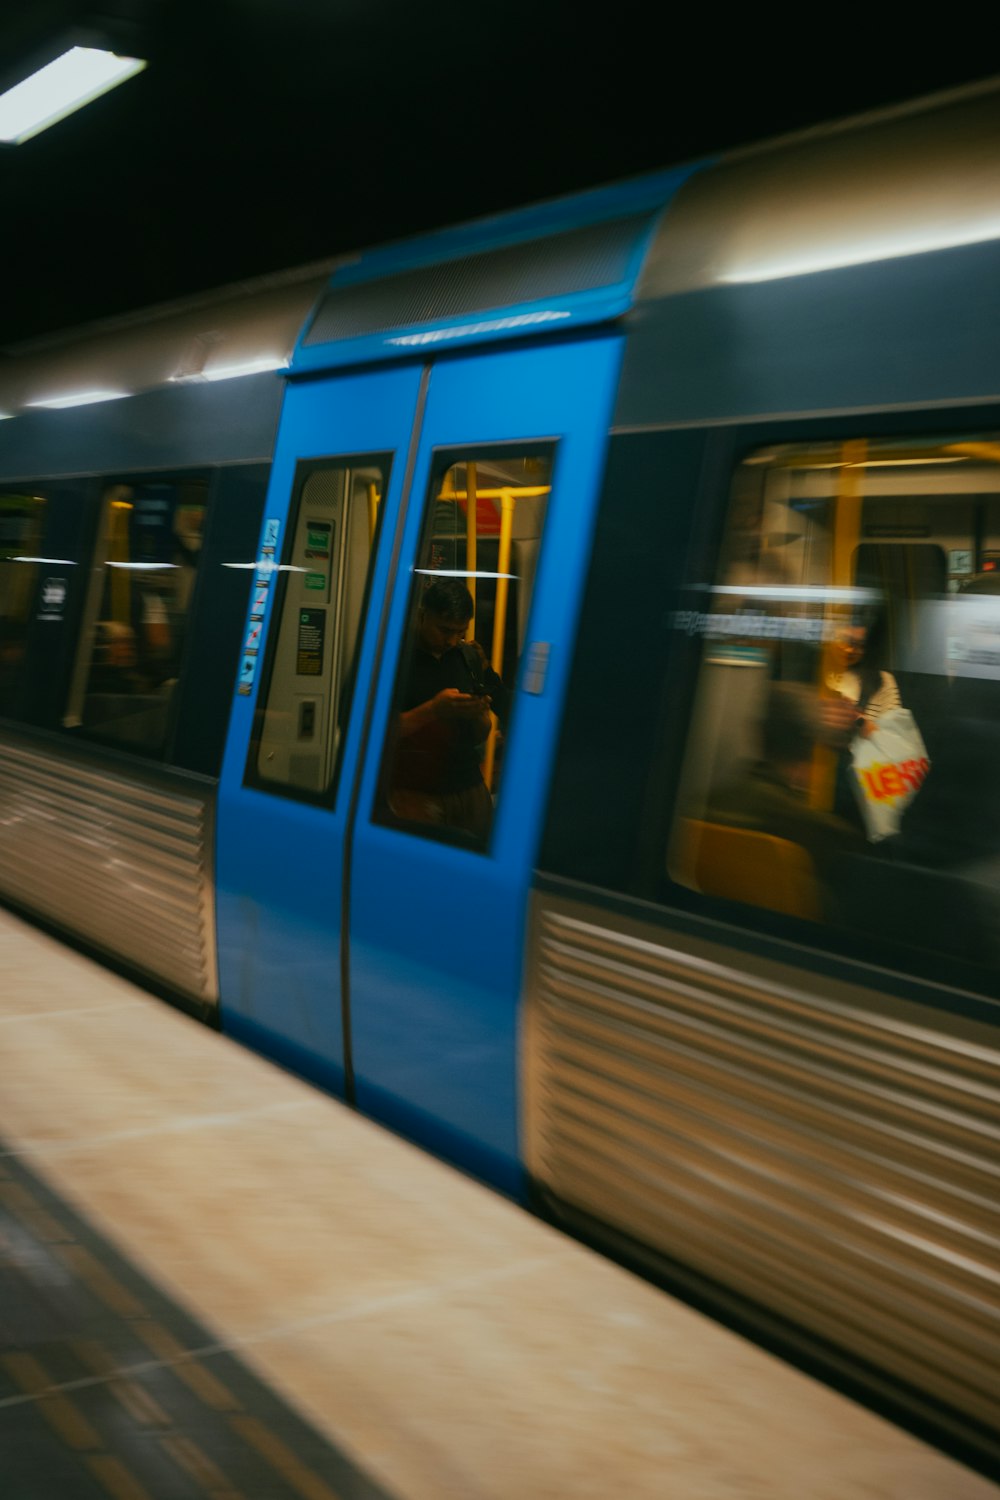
xmin=0 ymin=490 xmax=48 ymax=715
xmin=670 ymin=434 xmax=1000 ymax=978
xmin=66 ymin=477 xmax=209 ymax=755
xmin=250 ymin=456 xmax=390 ymax=798
xmin=376 ymin=447 xmax=552 ymax=849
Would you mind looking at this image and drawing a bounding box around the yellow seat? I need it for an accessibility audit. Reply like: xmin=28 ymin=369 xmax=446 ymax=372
xmin=678 ymin=819 xmax=822 ymax=922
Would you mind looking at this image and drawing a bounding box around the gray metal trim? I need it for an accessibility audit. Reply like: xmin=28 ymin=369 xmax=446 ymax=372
xmin=523 ymin=890 xmax=1000 ymax=1437
xmin=614 ymin=237 xmax=1000 ymax=429
xmin=0 ymin=264 xmax=333 ymax=423
xmin=614 ymin=86 xmax=1000 ymax=429
xmin=0 ymin=376 xmax=284 ymax=484
xmin=610 ymin=391 xmax=1000 ymax=435
xmin=0 ymin=731 xmax=218 ymax=1009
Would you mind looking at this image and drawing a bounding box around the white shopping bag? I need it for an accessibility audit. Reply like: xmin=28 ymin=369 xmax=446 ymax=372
xmin=849 ymin=707 xmax=930 ymax=842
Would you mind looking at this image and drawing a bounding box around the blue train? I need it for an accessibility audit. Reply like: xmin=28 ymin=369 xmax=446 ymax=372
xmin=1 ymin=80 xmax=999 ymax=1473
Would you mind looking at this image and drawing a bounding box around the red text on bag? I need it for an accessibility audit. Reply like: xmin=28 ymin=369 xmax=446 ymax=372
xmin=860 ymin=758 xmax=930 ymax=803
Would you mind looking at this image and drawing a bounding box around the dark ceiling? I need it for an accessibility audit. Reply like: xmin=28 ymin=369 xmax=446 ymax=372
xmin=0 ymin=1 xmax=992 ymax=345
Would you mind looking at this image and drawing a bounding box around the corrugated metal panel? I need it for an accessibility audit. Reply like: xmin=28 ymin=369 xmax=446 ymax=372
xmin=0 ymin=735 xmax=216 ymax=1007
xmin=523 ymin=894 xmax=1000 ymax=1441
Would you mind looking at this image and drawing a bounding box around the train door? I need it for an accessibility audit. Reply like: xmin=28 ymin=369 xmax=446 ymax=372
xmin=215 ymin=363 xmax=426 ymax=1088
xmin=346 ymin=336 xmax=623 ymax=1192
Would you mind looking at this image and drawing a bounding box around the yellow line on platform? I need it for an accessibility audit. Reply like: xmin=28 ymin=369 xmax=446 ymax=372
xmin=229 ymin=1414 xmax=344 ymax=1500
xmin=56 ymin=1242 xmax=147 ymax=1318
xmin=71 ymin=1340 xmax=171 ymax=1427
xmin=2 ymin=1351 xmax=100 ymax=1449
xmin=0 ymin=1178 xmax=71 ymax=1242
xmin=160 ymin=1433 xmax=247 ymax=1498
xmin=135 ymin=1322 xmax=242 ymax=1411
xmin=85 ymin=1453 xmax=156 ymax=1500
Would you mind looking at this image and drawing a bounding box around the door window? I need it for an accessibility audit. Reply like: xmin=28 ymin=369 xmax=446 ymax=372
xmin=248 ymin=456 xmax=389 ymax=798
xmin=375 ymin=446 xmax=553 ymax=848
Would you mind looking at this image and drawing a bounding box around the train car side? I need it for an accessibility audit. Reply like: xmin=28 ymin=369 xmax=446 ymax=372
xmin=531 ymin=85 xmax=1000 ymax=1472
xmin=0 ymin=79 xmax=997 ymax=1478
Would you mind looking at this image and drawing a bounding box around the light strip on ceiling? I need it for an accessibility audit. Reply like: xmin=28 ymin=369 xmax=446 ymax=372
xmin=0 ymin=47 xmax=147 ymax=146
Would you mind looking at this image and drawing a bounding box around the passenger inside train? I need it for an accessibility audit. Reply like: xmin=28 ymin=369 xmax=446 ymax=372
xmin=377 ymin=451 xmax=550 ymax=846
xmin=0 ymin=492 xmax=45 ymax=712
xmin=823 ymin=609 xmax=903 ymax=828
xmin=387 ymin=578 xmax=506 ymax=840
xmin=68 ymin=478 xmax=209 ymax=752
xmin=704 ymin=680 xmax=863 ymax=916
xmin=671 ymin=433 xmax=1000 ymax=967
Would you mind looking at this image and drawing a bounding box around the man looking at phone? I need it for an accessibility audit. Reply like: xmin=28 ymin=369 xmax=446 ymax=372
xmin=387 ymin=578 xmax=507 ymax=840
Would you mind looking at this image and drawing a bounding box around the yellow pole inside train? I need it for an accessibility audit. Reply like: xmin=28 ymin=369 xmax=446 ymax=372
xmin=483 ymin=488 xmax=515 ymax=790
xmin=367 ymin=481 xmax=380 ymax=545
xmin=110 ymin=498 xmax=132 ymax=625
xmin=811 ymin=438 xmax=865 ymax=808
xmin=465 ymin=461 xmax=478 ymax=638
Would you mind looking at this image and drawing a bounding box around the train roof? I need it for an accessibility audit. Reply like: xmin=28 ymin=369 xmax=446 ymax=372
xmin=0 ymin=74 xmax=998 ymax=420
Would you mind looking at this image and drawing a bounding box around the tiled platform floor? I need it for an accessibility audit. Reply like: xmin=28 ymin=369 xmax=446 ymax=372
xmin=1 ymin=905 xmax=997 ymax=1500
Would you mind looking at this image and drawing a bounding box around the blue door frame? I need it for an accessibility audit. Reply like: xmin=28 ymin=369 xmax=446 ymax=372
xmin=215 ymin=362 xmax=426 ymax=1089
xmin=215 ymin=334 xmax=622 ymax=1194
xmin=348 ymin=336 xmax=623 ymax=1193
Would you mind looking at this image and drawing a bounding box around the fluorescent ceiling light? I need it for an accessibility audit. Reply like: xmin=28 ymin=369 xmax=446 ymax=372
xmin=0 ymin=47 xmax=147 ymax=146
xmin=29 ymin=389 xmax=128 ymax=409
xmin=10 ymin=556 xmax=77 ymax=565
xmin=106 ymin=562 xmax=178 ymax=571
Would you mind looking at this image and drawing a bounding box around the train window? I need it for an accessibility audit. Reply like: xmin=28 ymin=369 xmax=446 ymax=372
xmin=670 ymin=433 xmax=1000 ymax=978
xmin=0 ymin=490 xmax=48 ymax=715
xmin=65 ymin=477 xmax=209 ymax=755
xmin=249 ymin=456 xmax=389 ymax=797
xmin=375 ymin=447 xmax=552 ymax=849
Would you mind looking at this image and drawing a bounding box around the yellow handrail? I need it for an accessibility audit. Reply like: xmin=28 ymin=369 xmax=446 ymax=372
xmin=483 ymin=488 xmax=516 ymax=790
xmin=109 ymin=499 xmax=133 ymax=625
xmin=445 ymin=485 xmax=550 ymax=500
xmin=464 ymin=461 xmax=478 ymax=636
xmin=811 ymin=438 xmax=865 ymax=808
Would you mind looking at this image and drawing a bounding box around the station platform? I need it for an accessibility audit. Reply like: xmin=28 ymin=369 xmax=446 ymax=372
xmin=1 ymin=903 xmax=997 ymax=1500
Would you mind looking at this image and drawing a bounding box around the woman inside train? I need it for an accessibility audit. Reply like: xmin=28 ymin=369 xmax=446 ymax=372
xmin=824 ymin=612 xmax=901 ymax=739
xmin=823 ymin=611 xmax=904 ymax=831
